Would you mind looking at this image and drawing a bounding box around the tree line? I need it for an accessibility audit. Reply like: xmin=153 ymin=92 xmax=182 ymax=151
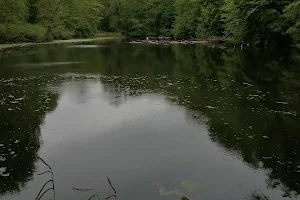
xmin=102 ymin=0 xmax=300 ymax=47
xmin=0 ymin=0 xmax=300 ymax=47
xmin=0 ymin=0 xmax=103 ymax=42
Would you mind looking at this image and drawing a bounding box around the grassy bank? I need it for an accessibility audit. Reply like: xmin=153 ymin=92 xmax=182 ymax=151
xmin=0 ymin=37 xmax=120 ymax=52
xmin=0 ymin=22 xmax=121 ymax=45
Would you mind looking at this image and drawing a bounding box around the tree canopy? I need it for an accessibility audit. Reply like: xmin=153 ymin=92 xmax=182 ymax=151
xmin=0 ymin=0 xmax=299 ymax=47
xmin=99 ymin=0 xmax=300 ymax=47
xmin=0 ymin=0 xmax=104 ymax=42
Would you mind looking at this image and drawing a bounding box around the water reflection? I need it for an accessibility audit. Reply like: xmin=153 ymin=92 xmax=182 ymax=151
xmin=93 ymin=72 xmax=300 ymax=198
xmin=0 ymin=41 xmax=300 ymax=199
xmin=0 ymin=76 xmax=58 ymax=196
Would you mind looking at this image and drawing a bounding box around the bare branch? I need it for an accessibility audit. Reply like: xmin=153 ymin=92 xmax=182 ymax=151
xmin=38 ymin=156 xmax=52 ymax=171
xmin=107 ymin=177 xmax=117 ymax=195
xmin=36 ymin=157 xmax=55 ymax=200
xmin=73 ymin=188 xmax=98 ymax=194
xmin=37 ymin=171 xmax=53 ymax=176
xmin=88 ymin=194 xmax=101 ymax=200
xmin=105 ymin=195 xmax=117 ymax=200
xmin=73 ymin=187 xmax=101 ymax=200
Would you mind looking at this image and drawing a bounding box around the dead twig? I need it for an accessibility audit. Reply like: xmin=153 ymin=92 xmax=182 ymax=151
xmin=34 ymin=158 xmax=117 ymax=200
xmin=36 ymin=188 xmax=55 ymax=200
xmin=88 ymin=194 xmax=100 ymax=200
xmin=106 ymin=194 xmax=117 ymax=200
xmin=106 ymin=177 xmax=117 ymax=200
xmin=107 ymin=177 xmax=116 ymax=196
xmin=73 ymin=188 xmax=101 ymax=200
xmin=38 ymin=157 xmax=52 ymax=170
xmin=73 ymin=177 xmax=117 ymax=200
xmin=37 ymin=171 xmax=52 ymax=176
xmin=35 ymin=180 xmax=54 ymax=200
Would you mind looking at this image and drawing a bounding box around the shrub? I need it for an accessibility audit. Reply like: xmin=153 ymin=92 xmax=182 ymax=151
xmin=73 ymin=24 xmax=98 ymax=38
xmin=0 ymin=23 xmax=47 ymax=43
xmin=52 ymin=25 xmax=74 ymax=40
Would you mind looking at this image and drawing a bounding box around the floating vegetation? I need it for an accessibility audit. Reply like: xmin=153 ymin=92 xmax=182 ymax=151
xmin=181 ymin=180 xmax=197 ymax=193
xmin=247 ymin=191 xmax=269 ymax=200
xmin=243 ymin=82 xmax=253 ymax=87
xmin=268 ymin=109 xmax=297 ymax=116
xmin=0 ymin=167 xmax=10 ymax=177
xmin=159 ymin=187 xmax=185 ymax=197
xmin=206 ymin=106 xmax=216 ymax=109
xmin=276 ymin=102 xmax=289 ymax=105
xmin=0 ymin=156 xmax=6 ymax=161
xmin=1 ymin=66 xmax=300 ymax=199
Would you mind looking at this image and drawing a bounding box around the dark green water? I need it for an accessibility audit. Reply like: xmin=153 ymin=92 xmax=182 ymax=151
xmin=1 ymin=40 xmax=300 ymax=200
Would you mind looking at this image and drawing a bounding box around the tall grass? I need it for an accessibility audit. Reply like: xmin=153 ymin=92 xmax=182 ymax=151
xmin=97 ymin=32 xmax=122 ymax=37
xmin=36 ymin=157 xmax=117 ymax=200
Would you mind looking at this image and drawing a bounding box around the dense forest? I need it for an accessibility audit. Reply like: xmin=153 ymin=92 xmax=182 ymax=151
xmin=0 ymin=0 xmax=299 ymax=47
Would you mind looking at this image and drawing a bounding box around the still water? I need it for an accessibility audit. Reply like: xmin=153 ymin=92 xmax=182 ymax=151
xmin=1 ymin=40 xmax=300 ymax=200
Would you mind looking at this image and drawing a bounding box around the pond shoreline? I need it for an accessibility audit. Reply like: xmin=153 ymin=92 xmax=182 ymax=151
xmin=127 ymin=37 xmax=228 ymax=48
xmin=0 ymin=37 xmax=120 ymax=53
xmin=0 ymin=37 xmax=230 ymax=53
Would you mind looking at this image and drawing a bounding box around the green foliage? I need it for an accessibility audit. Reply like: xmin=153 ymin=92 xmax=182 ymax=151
xmin=0 ymin=0 xmax=299 ymax=47
xmin=27 ymin=0 xmax=39 ymax=23
xmin=156 ymin=0 xmax=175 ymax=36
xmin=172 ymin=0 xmax=224 ymax=39
xmin=37 ymin=0 xmax=63 ymax=41
xmin=172 ymin=0 xmax=201 ymax=38
xmin=52 ymin=25 xmax=74 ymax=40
xmin=97 ymin=32 xmax=122 ymax=37
xmin=221 ymin=0 xmax=247 ymax=42
xmin=102 ymin=0 xmax=148 ymax=37
xmin=181 ymin=196 xmax=190 ymax=200
xmin=222 ymin=0 xmax=290 ymax=46
xmin=196 ymin=2 xmax=223 ymax=38
xmin=35 ymin=0 xmax=104 ymax=41
xmin=0 ymin=0 xmax=28 ymax=42
xmin=0 ymin=23 xmax=46 ymax=43
xmin=99 ymin=0 xmax=122 ymax=32
xmin=0 ymin=0 xmax=28 ymax=23
xmin=99 ymin=0 xmax=174 ymax=37
xmin=61 ymin=0 xmax=103 ymax=38
xmin=284 ymin=0 xmax=300 ymax=47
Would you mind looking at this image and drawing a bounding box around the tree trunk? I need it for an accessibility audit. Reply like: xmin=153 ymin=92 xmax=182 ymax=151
xmin=5 ymin=0 xmax=8 ymax=43
xmin=45 ymin=26 xmax=54 ymax=41
xmin=5 ymin=15 xmax=8 ymax=42
xmin=45 ymin=0 xmax=62 ymax=41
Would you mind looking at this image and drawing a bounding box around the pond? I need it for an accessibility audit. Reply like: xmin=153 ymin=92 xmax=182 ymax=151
xmin=1 ymin=39 xmax=300 ymax=200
